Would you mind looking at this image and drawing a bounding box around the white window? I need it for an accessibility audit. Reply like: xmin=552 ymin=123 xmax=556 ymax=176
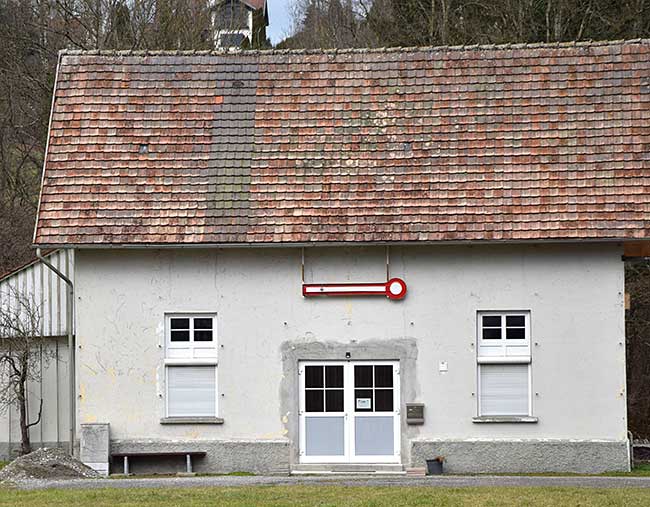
xmin=477 ymin=311 xmax=531 ymax=417
xmin=167 ymin=315 xmax=217 ymax=360
xmin=165 ymin=314 xmax=217 ymax=418
xmin=478 ymin=312 xmax=530 ymax=359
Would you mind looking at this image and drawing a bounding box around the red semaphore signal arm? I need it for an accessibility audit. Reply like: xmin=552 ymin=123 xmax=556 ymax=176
xmin=302 ymin=278 xmax=407 ymax=300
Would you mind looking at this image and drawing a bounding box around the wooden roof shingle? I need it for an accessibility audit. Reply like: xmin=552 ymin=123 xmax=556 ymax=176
xmin=34 ymin=40 xmax=650 ymax=246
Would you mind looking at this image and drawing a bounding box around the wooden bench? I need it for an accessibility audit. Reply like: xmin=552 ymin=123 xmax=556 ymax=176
xmin=111 ymin=451 xmax=207 ymax=475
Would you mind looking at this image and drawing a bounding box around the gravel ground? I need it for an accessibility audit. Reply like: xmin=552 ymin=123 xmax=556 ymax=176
xmin=13 ymin=474 xmax=650 ymax=491
xmin=0 ymin=448 xmax=98 ymax=487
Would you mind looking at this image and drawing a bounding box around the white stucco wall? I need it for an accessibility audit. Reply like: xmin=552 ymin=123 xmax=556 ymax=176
xmin=74 ymin=244 xmax=627 ymax=448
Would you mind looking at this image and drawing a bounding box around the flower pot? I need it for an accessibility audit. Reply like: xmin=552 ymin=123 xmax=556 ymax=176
xmin=426 ymin=459 xmax=444 ymax=475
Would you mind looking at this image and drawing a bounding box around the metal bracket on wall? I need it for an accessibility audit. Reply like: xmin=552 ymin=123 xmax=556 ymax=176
xmin=300 ymin=245 xmax=407 ymax=300
xmin=386 ymin=245 xmax=390 ymax=279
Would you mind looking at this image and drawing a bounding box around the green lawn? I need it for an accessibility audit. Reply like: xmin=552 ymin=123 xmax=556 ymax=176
xmin=2 ymin=486 xmax=650 ymax=507
xmin=607 ymin=463 xmax=650 ymax=476
xmin=483 ymin=463 xmax=650 ymax=477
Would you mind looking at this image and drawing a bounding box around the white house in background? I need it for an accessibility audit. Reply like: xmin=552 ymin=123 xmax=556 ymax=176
xmin=0 ymin=250 xmax=73 ymax=458
xmin=211 ymin=0 xmax=268 ymax=48
xmin=31 ymin=40 xmax=650 ymax=474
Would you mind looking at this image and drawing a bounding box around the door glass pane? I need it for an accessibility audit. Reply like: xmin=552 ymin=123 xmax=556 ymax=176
xmin=305 ymin=417 xmax=345 ymax=456
xmin=375 ymin=389 xmax=393 ymax=412
xmin=325 ymin=389 xmax=344 ymax=412
xmin=355 ymin=416 xmax=394 ymax=456
xmin=374 ymin=366 xmax=393 ymax=387
xmin=325 ymin=366 xmax=343 ymax=388
xmin=305 ymin=366 xmax=324 ymax=388
xmin=305 ymin=390 xmax=324 ymax=412
xmin=354 ymin=365 xmax=373 ymax=387
xmin=355 ymin=389 xmax=373 ymax=412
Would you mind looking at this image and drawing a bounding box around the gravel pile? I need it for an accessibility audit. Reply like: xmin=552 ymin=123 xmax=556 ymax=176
xmin=0 ymin=448 xmax=99 ymax=485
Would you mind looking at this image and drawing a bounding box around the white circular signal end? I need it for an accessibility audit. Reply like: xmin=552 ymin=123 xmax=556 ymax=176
xmin=386 ymin=278 xmax=407 ymax=300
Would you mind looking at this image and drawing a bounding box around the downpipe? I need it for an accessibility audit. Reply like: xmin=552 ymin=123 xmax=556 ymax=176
xmin=36 ymin=248 xmax=75 ymax=456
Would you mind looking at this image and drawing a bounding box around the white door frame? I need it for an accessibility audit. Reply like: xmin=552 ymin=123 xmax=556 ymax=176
xmin=298 ymin=360 xmax=401 ymax=464
xmin=299 ymin=361 xmax=349 ymax=464
xmin=349 ymin=360 xmax=401 ymax=464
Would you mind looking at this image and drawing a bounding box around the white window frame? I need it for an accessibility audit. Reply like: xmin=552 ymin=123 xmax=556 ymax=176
xmin=166 ymin=314 xmax=218 ymax=360
xmin=477 ymin=311 xmax=531 ymax=361
xmin=476 ymin=310 xmax=532 ymax=417
xmin=164 ymin=313 xmax=218 ymax=418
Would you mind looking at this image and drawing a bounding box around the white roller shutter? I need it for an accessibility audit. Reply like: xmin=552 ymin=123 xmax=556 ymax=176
xmin=167 ymin=366 xmax=216 ymax=417
xmin=479 ymin=364 xmax=529 ymax=416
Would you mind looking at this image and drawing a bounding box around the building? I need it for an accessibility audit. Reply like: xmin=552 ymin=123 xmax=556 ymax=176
xmin=31 ymin=40 xmax=650 ymax=474
xmin=0 ymin=250 xmax=73 ymax=458
xmin=211 ymin=0 xmax=268 ymax=48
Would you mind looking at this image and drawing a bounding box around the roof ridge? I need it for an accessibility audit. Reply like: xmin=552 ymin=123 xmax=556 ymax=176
xmin=60 ymin=38 xmax=650 ymax=58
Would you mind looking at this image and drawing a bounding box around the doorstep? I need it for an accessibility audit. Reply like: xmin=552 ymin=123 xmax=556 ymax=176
xmin=291 ymin=464 xmax=405 ymax=475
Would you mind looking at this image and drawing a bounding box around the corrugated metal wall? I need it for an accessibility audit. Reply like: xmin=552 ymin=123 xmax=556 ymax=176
xmin=0 ymin=249 xmax=74 ymax=338
xmin=0 ymin=339 xmax=70 ymax=457
xmin=0 ymin=250 xmax=73 ymax=458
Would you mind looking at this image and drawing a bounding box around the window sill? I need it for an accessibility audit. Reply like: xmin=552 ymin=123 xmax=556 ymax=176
xmin=472 ymin=416 xmax=538 ymax=424
xmin=160 ymin=417 xmax=224 ymax=425
xmin=477 ymin=357 xmax=531 ymax=364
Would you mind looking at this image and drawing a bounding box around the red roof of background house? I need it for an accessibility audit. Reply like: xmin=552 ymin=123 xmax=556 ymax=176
xmin=241 ymin=0 xmax=266 ymax=10
xmin=34 ymin=40 xmax=650 ymax=247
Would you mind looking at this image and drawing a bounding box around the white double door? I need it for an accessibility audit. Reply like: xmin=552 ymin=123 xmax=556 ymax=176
xmin=299 ymin=361 xmax=400 ymax=464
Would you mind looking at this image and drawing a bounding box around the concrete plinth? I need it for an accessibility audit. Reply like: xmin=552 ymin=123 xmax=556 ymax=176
xmin=80 ymin=423 xmax=110 ymax=475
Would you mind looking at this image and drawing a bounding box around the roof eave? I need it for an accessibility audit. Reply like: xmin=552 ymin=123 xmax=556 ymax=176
xmin=32 ymin=237 xmax=636 ymax=250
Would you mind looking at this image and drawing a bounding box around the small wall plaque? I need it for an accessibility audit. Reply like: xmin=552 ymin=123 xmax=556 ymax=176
xmin=356 ymin=398 xmax=371 ymax=410
xmin=406 ymin=403 xmax=424 ymax=425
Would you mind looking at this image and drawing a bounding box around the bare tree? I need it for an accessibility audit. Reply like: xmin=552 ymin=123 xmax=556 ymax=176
xmin=626 ymin=261 xmax=650 ymax=439
xmin=0 ymin=0 xmax=221 ymax=275
xmin=281 ymin=0 xmax=364 ymax=48
xmin=0 ymin=286 xmax=55 ymax=455
xmin=285 ymin=0 xmax=650 ymax=49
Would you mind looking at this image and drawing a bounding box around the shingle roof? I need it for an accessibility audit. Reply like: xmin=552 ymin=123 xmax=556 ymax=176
xmin=240 ymin=0 xmax=265 ymax=10
xmin=34 ymin=40 xmax=650 ymax=246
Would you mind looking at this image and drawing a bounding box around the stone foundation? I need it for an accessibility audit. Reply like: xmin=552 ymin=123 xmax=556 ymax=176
xmin=411 ymin=439 xmax=630 ymax=474
xmin=109 ymin=439 xmax=290 ymax=475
